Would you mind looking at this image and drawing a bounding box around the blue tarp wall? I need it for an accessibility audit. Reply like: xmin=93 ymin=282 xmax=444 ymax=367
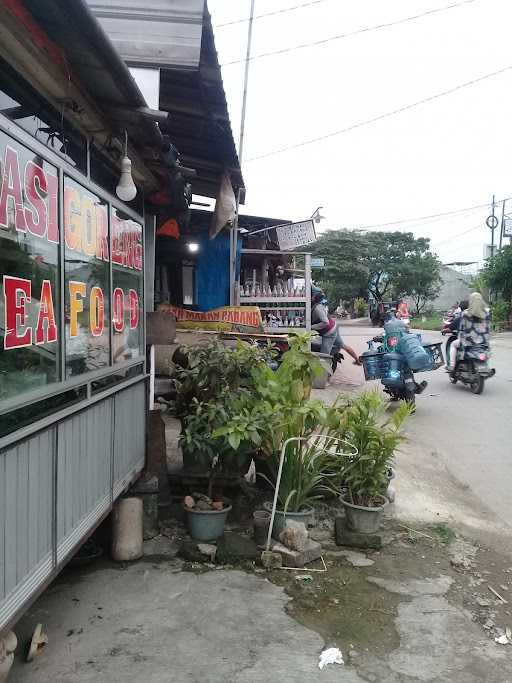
xmin=196 ymin=233 xmax=241 ymax=311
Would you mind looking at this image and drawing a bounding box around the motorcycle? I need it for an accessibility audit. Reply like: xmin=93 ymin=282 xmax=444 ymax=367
xmin=442 ymin=310 xmax=455 ymax=335
xmin=445 ymin=334 xmax=495 ymax=394
xmin=362 ymin=334 xmax=426 ymax=405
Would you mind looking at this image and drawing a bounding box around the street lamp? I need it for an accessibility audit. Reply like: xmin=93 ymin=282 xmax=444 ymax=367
xmin=311 ymin=206 xmax=326 ymax=224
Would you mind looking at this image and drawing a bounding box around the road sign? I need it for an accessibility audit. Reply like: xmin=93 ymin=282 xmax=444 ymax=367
xmin=503 ymin=217 xmax=512 ymax=238
xmin=276 ymin=220 xmax=316 ymax=250
xmin=311 ymin=257 xmax=325 ymax=268
xmin=486 ymin=214 xmax=499 ymax=230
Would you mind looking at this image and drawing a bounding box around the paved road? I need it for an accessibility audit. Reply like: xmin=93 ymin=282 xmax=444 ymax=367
xmin=330 ymin=322 xmax=512 ymax=544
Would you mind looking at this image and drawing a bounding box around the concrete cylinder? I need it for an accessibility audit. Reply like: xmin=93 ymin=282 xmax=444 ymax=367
xmin=111 ymin=497 xmax=143 ymax=562
xmin=0 ymin=631 xmax=17 ymax=682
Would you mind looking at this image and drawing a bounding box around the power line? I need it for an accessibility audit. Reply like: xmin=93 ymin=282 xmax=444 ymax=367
xmin=431 ymin=222 xmax=484 ymax=247
xmin=214 ymin=0 xmax=330 ymax=29
xmin=246 ymin=65 xmax=512 ymax=162
xmin=358 ymin=204 xmax=489 ymax=231
xmin=221 ymin=0 xmax=477 ymax=66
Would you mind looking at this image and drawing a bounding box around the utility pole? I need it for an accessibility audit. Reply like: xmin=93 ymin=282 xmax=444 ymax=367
xmin=230 ymin=0 xmax=256 ymax=305
xmin=499 ymin=198 xmax=507 ymax=251
xmin=491 ymin=194 xmax=496 ymax=257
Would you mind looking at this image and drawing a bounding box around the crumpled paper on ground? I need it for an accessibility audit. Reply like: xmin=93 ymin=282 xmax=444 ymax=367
xmin=318 ymin=647 xmax=344 ymax=669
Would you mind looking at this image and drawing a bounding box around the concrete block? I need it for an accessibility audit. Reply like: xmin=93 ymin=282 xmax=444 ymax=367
xmin=335 ymin=517 xmax=382 ymax=550
xmin=270 ymin=539 xmax=322 ymax=568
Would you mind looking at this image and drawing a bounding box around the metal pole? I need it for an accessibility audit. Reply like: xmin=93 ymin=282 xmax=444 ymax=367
xmin=230 ymin=0 xmax=256 ymax=304
xmin=499 ymin=198 xmax=506 ymax=251
xmin=491 ymin=194 xmax=496 ymax=257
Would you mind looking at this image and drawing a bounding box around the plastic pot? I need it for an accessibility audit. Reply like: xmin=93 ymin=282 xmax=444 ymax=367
xmin=185 ymin=505 xmax=232 ymax=542
xmin=253 ymin=510 xmax=271 ymax=547
xmin=340 ymin=494 xmax=387 ymax=534
xmin=263 ymin=502 xmax=314 ymax=540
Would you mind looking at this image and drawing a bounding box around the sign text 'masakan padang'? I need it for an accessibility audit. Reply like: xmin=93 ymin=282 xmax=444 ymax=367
xmin=1 ymin=143 xmax=142 ymax=350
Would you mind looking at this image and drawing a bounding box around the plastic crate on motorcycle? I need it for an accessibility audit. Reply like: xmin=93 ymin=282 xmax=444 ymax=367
xmin=360 ymin=350 xmax=405 ymax=382
xmin=422 ymin=342 xmax=444 ymax=370
xmin=360 ymin=350 xmax=388 ymax=380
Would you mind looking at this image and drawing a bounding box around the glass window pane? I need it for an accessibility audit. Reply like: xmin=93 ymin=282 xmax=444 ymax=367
xmin=64 ymin=176 xmax=110 ymax=377
xmin=0 ymin=56 xmax=87 ymax=173
xmin=111 ymin=207 xmax=144 ymax=364
xmin=0 ymin=130 xmax=60 ymax=403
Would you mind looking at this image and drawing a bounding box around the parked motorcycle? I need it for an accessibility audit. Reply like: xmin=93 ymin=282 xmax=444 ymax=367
xmin=445 ymin=334 xmax=495 ymax=394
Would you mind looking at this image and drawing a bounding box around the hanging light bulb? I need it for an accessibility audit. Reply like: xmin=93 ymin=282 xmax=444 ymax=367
xmin=116 ymin=130 xmax=137 ymax=202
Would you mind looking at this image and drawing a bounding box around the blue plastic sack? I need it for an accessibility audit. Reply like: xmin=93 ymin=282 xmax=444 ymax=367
xmin=396 ymin=333 xmax=430 ymax=370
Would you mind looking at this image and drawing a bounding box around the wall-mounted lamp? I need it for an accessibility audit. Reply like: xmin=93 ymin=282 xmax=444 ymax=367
xmin=311 ymin=206 xmax=326 ymax=224
xmin=187 ymin=242 xmax=199 ymax=253
xmin=116 ymin=130 xmax=137 ymax=202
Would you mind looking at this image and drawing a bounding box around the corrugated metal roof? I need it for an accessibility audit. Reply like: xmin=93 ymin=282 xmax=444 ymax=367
xmin=86 ymin=0 xmax=243 ymax=200
xmin=86 ymin=0 xmax=205 ymax=69
xmin=21 ymin=0 xmax=162 ymax=152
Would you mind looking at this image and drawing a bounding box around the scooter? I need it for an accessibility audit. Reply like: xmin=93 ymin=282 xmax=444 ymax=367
xmin=445 ymin=334 xmax=495 ymax=394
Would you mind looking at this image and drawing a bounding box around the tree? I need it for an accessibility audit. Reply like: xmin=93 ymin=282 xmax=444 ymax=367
xmin=310 ymin=230 xmax=369 ymax=306
xmin=394 ymin=253 xmax=442 ymax=314
xmin=483 ymin=245 xmax=512 ymax=300
xmin=310 ymin=228 xmax=437 ymax=306
xmin=364 ymin=231 xmax=432 ymax=301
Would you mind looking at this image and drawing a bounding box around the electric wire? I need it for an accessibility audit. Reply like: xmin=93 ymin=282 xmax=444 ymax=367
xmin=221 ymin=0 xmax=477 ymax=66
xmin=246 ymin=65 xmax=512 ymax=162
xmin=214 ymin=0 xmax=330 ymax=28
xmin=431 ymin=222 xmax=485 ymax=247
xmin=358 ymin=204 xmax=490 ymax=231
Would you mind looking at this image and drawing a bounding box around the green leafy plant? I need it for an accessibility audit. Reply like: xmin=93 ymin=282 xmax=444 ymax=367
xmin=171 ymin=339 xmax=273 ymax=418
xmin=491 ymin=299 xmax=511 ymax=325
xmin=178 ymin=333 xmax=328 ymax=505
xmin=180 ymin=393 xmax=265 ymax=497
xmin=353 ymin=297 xmax=367 ymax=318
xmin=328 ymin=391 xmax=412 ymax=507
xmin=258 ymin=438 xmax=337 ymax=512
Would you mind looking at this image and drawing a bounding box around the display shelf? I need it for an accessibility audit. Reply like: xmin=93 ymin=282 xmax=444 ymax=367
xmin=240 ymin=296 xmax=306 ymax=304
xmin=239 ymin=250 xmax=312 ymax=332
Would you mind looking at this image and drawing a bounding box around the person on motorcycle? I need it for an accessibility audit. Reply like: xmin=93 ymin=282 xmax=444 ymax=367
xmin=448 ymin=294 xmax=489 ymax=372
xmin=311 ymin=289 xmax=362 ymax=364
xmin=396 ymin=299 xmax=410 ymax=324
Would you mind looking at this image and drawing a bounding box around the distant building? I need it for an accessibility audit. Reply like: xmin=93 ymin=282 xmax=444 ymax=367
xmin=406 ymin=265 xmax=472 ymax=312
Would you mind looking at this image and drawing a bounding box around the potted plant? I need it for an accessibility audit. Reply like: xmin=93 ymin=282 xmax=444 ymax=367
xmin=171 ymin=340 xmax=272 ymax=473
xmin=181 ymin=395 xmax=264 ymax=541
xmin=260 ymin=435 xmax=336 ymax=538
xmin=334 ymin=391 xmax=412 ymax=534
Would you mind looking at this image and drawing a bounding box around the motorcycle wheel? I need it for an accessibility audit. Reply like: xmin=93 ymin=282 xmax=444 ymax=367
xmin=470 ymin=375 xmax=485 ymax=394
xmin=449 ymin=375 xmax=458 ymax=384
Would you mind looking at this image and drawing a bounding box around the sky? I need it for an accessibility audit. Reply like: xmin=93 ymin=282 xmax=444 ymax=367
xmin=207 ymin=0 xmax=512 ymax=269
